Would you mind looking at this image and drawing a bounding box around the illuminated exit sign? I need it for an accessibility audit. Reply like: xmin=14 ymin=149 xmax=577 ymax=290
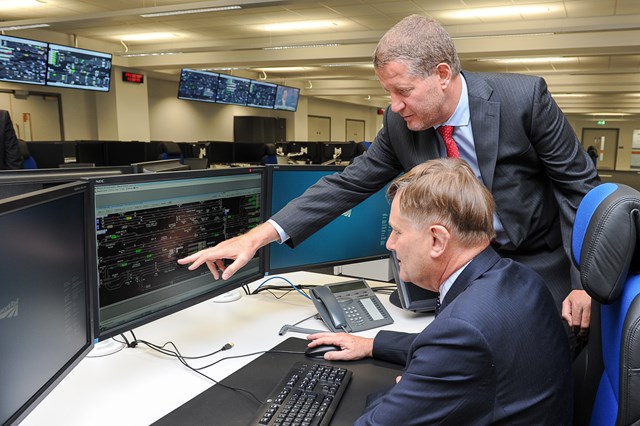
xmin=596 ymin=120 xmax=606 ymax=126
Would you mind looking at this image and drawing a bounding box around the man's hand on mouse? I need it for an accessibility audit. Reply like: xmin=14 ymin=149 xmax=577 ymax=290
xmin=307 ymin=332 xmax=374 ymax=361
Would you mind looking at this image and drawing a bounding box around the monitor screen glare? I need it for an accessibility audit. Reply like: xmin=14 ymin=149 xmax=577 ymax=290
xmin=0 ymin=35 xmax=48 ymax=85
xmin=46 ymin=44 xmax=112 ymax=91
xmin=91 ymin=169 xmax=265 ymax=339
xmin=0 ymin=182 xmax=93 ymax=426
xmin=266 ymin=165 xmax=392 ymax=273
xmin=177 ymin=69 xmax=219 ymax=103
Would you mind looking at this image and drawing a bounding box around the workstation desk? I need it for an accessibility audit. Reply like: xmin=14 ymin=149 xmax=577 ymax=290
xmin=20 ymin=271 xmax=432 ymax=426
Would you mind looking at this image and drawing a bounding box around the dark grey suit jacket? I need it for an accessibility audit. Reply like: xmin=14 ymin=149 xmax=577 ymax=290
xmin=355 ymin=248 xmax=572 ymax=425
xmin=0 ymin=110 xmax=22 ymax=170
xmin=271 ymin=72 xmax=600 ymax=306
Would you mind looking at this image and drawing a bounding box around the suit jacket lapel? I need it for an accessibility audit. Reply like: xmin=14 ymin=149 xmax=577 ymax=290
xmin=440 ymin=247 xmax=502 ymax=312
xmin=462 ymin=71 xmax=500 ymax=192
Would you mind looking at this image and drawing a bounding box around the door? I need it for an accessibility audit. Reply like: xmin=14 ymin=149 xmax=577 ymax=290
xmin=308 ymin=115 xmax=331 ymax=141
xmin=345 ymin=119 xmax=365 ymax=142
xmin=581 ymin=128 xmax=619 ymax=170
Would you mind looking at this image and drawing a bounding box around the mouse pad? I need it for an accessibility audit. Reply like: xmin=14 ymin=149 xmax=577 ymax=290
xmin=152 ymin=337 xmax=404 ymax=426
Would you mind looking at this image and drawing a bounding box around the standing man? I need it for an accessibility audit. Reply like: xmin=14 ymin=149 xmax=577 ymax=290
xmin=0 ymin=110 xmax=22 ymax=170
xmin=179 ymin=15 xmax=599 ymax=342
xmin=308 ymin=159 xmax=572 ymax=425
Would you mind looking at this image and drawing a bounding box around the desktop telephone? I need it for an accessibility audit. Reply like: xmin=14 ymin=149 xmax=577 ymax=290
xmin=310 ymin=279 xmax=393 ymax=333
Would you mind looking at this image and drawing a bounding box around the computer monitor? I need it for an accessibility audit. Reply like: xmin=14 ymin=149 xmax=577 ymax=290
xmin=177 ymin=69 xmax=219 ymax=103
xmin=246 ymin=80 xmax=277 ymax=109
xmin=320 ymin=142 xmax=356 ymax=164
xmin=46 ymin=44 xmax=112 ymax=92
xmin=131 ymin=159 xmax=190 ymax=173
xmin=0 ymin=34 xmax=48 ymax=86
xmin=215 ymin=73 xmax=251 ymax=106
xmin=389 ymin=250 xmax=438 ymax=313
xmin=88 ymin=168 xmax=266 ymax=340
xmin=103 ymin=141 xmax=147 ymax=166
xmin=265 ymin=165 xmax=392 ymax=274
xmin=274 ymin=85 xmax=300 ymax=112
xmin=24 ymin=141 xmax=67 ymax=168
xmin=0 ymin=182 xmax=94 ymax=425
xmin=207 ymin=141 xmax=234 ymax=164
xmin=233 ymin=142 xmax=266 ymax=164
xmin=0 ymin=166 xmax=132 ymax=200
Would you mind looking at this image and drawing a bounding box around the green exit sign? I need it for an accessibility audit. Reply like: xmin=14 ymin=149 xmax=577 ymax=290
xmin=596 ymin=120 xmax=606 ymax=126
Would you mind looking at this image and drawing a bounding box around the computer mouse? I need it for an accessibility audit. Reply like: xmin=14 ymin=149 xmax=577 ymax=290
xmin=305 ymin=344 xmax=341 ymax=359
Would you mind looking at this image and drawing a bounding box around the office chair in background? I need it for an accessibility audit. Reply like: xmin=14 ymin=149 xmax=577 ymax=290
xmin=18 ymin=139 xmax=37 ymax=169
xmin=571 ymin=182 xmax=640 ymax=425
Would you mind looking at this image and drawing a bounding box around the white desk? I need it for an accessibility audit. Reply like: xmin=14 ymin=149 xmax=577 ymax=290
xmin=20 ymin=271 xmax=432 ymax=426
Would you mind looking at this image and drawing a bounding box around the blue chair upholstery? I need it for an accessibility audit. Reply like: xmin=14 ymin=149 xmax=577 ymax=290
xmin=571 ymin=182 xmax=640 ymax=425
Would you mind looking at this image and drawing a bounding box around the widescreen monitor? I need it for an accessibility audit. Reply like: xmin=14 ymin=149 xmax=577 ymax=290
xmin=0 ymin=35 xmax=48 ymax=86
xmin=0 ymin=182 xmax=94 ymax=425
xmin=177 ymin=68 xmax=219 ymax=103
xmin=265 ymin=165 xmax=392 ymax=274
xmin=215 ymin=73 xmax=250 ymax=106
xmin=89 ymin=168 xmax=265 ymax=340
xmin=246 ymin=80 xmax=277 ymax=109
xmin=274 ymin=85 xmax=300 ymax=112
xmin=46 ymin=44 xmax=112 ymax=92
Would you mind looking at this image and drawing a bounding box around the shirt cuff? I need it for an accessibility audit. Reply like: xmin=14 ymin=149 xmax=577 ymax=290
xmin=267 ymin=219 xmax=289 ymax=244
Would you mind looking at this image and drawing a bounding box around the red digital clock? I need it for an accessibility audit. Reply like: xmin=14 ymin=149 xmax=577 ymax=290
xmin=122 ymin=71 xmax=144 ymax=84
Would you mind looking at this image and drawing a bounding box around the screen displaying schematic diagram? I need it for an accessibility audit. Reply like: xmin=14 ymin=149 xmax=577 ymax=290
xmin=46 ymin=43 xmax=112 ymax=92
xmin=90 ymin=168 xmax=264 ymax=339
xmin=0 ymin=35 xmax=48 ymax=85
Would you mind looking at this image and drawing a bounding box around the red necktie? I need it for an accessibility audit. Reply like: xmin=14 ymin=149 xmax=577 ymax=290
xmin=437 ymin=125 xmax=460 ymax=158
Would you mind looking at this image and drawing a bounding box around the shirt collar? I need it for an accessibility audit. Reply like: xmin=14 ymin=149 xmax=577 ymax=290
xmin=438 ymin=259 xmax=472 ymax=301
xmin=436 ymin=74 xmax=470 ymax=129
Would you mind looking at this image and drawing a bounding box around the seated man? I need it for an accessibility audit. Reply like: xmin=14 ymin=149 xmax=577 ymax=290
xmin=308 ymin=158 xmax=572 ymax=425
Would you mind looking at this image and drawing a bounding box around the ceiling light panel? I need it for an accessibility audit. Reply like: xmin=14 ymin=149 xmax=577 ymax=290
xmin=0 ymin=0 xmax=43 ymax=10
xmin=119 ymin=32 xmax=178 ymax=41
xmin=261 ymin=20 xmax=338 ymax=31
xmin=444 ymin=4 xmax=562 ymax=20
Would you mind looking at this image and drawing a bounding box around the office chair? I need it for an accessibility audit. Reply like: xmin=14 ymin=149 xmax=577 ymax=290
xmin=262 ymin=143 xmax=278 ymax=165
xmin=571 ymin=182 xmax=640 ymax=425
xmin=160 ymin=141 xmax=184 ymax=162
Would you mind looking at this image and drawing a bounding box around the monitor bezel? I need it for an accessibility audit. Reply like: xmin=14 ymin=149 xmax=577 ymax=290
xmin=0 ymin=34 xmax=48 ymax=86
xmin=264 ymin=164 xmax=391 ymax=275
xmin=45 ymin=43 xmax=112 ymax=92
xmin=0 ymin=181 xmax=94 ymax=426
xmin=87 ymin=167 xmax=267 ymax=341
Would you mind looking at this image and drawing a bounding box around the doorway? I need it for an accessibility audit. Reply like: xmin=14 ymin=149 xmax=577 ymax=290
xmin=581 ymin=128 xmax=619 ymax=170
xmin=345 ymin=119 xmax=365 ymax=142
xmin=308 ymin=115 xmax=331 ymax=141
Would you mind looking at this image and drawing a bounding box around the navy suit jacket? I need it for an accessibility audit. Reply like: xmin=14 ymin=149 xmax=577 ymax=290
xmin=271 ymin=71 xmax=599 ymax=306
xmin=354 ymin=248 xmax=572 ymax=425
xmin=0 ymin=110 xmax=22 ymax=170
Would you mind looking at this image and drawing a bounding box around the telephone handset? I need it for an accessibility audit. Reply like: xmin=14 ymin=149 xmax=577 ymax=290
xmin=310 ymin=279 xmax=393 ymax=333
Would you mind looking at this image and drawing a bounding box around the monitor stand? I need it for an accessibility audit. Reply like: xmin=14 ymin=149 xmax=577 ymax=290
xmin=213 ymin=289 xmax=242 ymax=303
xmin=89 ymin=338 xmax=126 ymax=357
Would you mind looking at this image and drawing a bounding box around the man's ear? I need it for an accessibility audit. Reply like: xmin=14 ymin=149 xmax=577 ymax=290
xmin=435 ymin=63 xmax=452 ymax=88
xmin=429 ymin=224 xmax=450 ymax=258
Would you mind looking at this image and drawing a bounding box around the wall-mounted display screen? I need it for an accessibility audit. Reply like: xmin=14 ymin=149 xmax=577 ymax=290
xmin=46 ymin=44 xmax=112 ymax=92
xmin=215 ymin=74 xmax=250 ymax=106
xmin=0 ymin=35 xmax=48 ymax=86
xmin=246 ymin=80 xmax=277 ymax=109
xmin=177 ymin=68 xmax=219 ymax=103
xmin=274 ymin=85 xmax=300 ymax=112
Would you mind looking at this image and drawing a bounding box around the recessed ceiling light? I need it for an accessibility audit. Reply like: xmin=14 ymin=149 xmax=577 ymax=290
xmin=447 ymin=5 xmax=554 ymax=19
xmin=119 ymin=33 xmax=178 ymax=41
xmin=0 ymin=23 xmax=50 ymax=31
xmin=263 ymin=43 xmax=340 ymax=50
xmin=140 ymin=5 xmax=241 ymax=18
xmin=262 ymin=21 xmax=337 ymax=31
xmin=0 ymin=0 xmax=43 ymax=10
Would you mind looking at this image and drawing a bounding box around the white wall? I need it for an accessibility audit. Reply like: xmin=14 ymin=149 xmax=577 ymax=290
xmin=307 ymin=97 xmax=381 ymax=142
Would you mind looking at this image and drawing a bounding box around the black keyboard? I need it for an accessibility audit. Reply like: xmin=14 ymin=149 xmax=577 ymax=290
xmin=250 ymin=361 xmax=352 ymax=426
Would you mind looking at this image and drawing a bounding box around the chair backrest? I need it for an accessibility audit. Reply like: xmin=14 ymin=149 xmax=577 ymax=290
xmin=571 ymin=182 xmax=640 ymax=425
